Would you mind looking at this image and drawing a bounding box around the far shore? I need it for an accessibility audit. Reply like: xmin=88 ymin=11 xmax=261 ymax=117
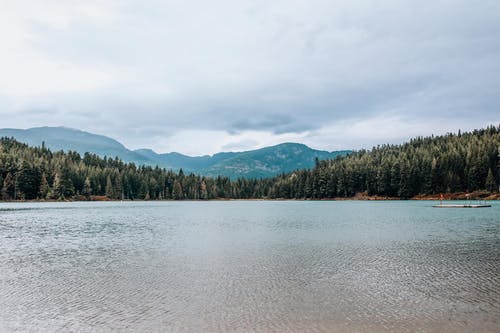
xmin=1 ymin=190 xmax=499 ymax=203
xmin=336 ymin=190 xmax=500 ymax=201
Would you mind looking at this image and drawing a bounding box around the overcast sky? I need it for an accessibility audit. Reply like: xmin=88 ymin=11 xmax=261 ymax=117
xmin=1 ymin=0 xmax=499 ymax=155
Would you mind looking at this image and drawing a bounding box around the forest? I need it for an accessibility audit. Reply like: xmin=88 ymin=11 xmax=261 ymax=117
xmin=0 ymin=126 xmax=499 ymax=201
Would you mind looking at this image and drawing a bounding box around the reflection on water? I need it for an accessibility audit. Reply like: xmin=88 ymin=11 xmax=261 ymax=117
xmin=0 ymin=201 xmax=499 ymax=332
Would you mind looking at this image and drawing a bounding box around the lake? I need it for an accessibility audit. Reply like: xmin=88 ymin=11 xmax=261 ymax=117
xmin=0 ymin=201 xmax=499 ymax=332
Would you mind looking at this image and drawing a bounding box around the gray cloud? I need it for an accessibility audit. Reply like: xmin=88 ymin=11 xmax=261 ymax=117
xmin=0 ymin=0 xmax=499 ymax=154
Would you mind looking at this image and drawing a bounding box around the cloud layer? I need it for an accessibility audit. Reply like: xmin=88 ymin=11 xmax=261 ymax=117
xmin=1 ymin=0 xmax=499 ymax=155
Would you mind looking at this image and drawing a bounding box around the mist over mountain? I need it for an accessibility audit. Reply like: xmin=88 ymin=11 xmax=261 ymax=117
xmin=0 ymin=127 xmax=350 ymax=179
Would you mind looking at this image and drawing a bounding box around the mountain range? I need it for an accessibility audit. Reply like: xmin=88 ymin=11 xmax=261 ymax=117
xmin=0 ymin=127 xmax=350 ymax=178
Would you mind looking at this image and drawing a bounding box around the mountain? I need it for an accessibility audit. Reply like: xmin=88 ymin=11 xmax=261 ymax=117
xmin=1 ymin=126 xmax=498 ymax=201
xmin=200 ymin=143 xmax=346 ymax=178
xmin=0 ymin=127 xmax=350 ymax=178
xmin=0 ymin=127 xmax=150 ymax=165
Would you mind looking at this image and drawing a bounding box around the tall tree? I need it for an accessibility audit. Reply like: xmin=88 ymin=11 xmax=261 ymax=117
xmin=83 ymin=177 xmax=92 ymax=199
xmin=105 ymin=174 xmax=113 ymax=198
xmin=485 ymin=168 xmax=496 ymax=192
xmin=1 ymin=172 xmax=15 ymax=200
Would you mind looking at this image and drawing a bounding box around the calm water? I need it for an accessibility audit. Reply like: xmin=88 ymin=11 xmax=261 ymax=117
xmin=0 ymin=201 xmax=499 ymax=332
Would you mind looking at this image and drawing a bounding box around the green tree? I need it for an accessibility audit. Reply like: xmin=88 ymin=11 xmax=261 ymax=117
xmin=485 ymin=168 xmax=496 ymax=192
xmin=200 ymin=180 xmax=208 ymax=200
xmin=52 ymin=172 xmax=62 ymax=199
xmin=172 ymin=180 xmax=183 ymax=200
xmin=83 ymin=177 xmax=92 ymax=199
xmin=1 ymin=172 xmax=15 ymax=200
xmin=16 ymin=161 xmax=40 ymax=200
xmin=105 ymin=174 xmax=113 ymax=198
xmin=39 ymin=173 xmax=50 ymax=199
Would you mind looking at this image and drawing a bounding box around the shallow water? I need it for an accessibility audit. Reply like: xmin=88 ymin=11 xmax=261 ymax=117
xmin=0 ymin=201 xmax=499 ymax=332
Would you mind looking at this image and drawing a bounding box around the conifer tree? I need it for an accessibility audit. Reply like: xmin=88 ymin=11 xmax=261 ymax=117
xmin=52 ymin=172 xmax=62 ymax=199
xmin=1 ymin=172 xmax=15 ymax=200
xmin=485 ymin=168 xmax=496 ymax=192
xmin=105 ymin=174 xmax=113 ymax=198
xmin=83 ymin=177 xmax=92 ymax=199
xmin=172 ymin=180 xmax=183 ymax=200
xmin=200 ymin=180 xmax=208 ymax=200
xmin=39 ymin=173 xmax=50 ymax=199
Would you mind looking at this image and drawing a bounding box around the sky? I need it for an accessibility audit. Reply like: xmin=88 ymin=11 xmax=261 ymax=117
xmin=0 ymin=0 xmax=499 ymax=155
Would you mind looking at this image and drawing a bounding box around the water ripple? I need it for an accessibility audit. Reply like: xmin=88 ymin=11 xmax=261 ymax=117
xmin=0 ymin=201 xmax=499 ymax=332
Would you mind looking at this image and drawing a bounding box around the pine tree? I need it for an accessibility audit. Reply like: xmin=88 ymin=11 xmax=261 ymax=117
xmin=1 ymin=172 xmax=15 ymax=200
xmin=57 ymin=166 xmax=75 ymax=199
xmin=39 ymin=173 xmax=50 ymax=199
xmin=16 ymin=161 xmax=40 ymax=200
xmin=172 ymin=180 xmax=183 ymax=200
xmin=114 ymin=173 xmax=123 ymax=199
xmin=485 ymin=168 xmax=496 ymax=192
xmin=52 ymin=172 xmax=62 ymax=199
xmin=200 ymin=180 xmax=208 ymax=200
xmin=105 ymin=174 xmax=113 ymax=198
xmin=83 ymin=177 xmax=92 ymax=199
xmin=398 ymin=161 xmax=410 ymax=198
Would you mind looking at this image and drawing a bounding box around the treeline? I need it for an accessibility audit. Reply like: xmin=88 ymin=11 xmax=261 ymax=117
xmin=269 ymin=125 xmax=500 ymax=198
xmin=0 ymin=125 xmax=499 ymax=201
xmin=0 ymin=139 xmax=271 ymax=200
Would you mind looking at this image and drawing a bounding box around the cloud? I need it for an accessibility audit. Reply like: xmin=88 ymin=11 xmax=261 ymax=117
xmin=0 ymin=0 xmax=499 ymax=154
xmin=304 ymin=114 xmax=500 ymax=152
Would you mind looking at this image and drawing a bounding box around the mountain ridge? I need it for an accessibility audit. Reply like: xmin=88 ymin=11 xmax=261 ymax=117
xmin=0 ymin=127 xmax=350 ymax=178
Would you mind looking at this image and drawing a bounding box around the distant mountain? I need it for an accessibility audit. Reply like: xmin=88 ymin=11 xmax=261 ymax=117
xmin=0 ymin=127 xmax=350 ymax=178
xmin=0 ymin=127 xmax=150 ymax=165
xmin=199 ymin=143 xmax=346 ymax=178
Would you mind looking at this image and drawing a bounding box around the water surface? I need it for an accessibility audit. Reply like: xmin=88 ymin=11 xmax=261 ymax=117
xmin=0 ymin=201 xmax=499 ymax=332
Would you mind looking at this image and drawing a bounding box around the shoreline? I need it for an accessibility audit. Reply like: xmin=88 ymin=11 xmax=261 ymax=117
xmin=1 ymin=191 xmax=499 ymax=203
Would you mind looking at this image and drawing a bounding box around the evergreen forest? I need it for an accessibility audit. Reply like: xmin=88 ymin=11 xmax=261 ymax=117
xmin=1 ymin=126 xmax=499 ymax=201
